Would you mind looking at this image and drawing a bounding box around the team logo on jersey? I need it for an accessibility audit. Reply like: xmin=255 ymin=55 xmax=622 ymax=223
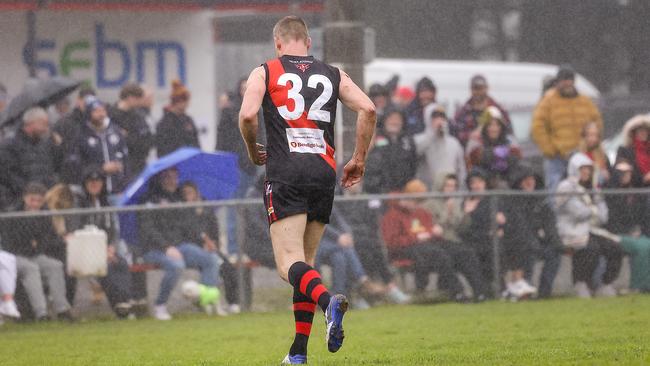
xmin=296 ymin=63 xmax=310 ymax=73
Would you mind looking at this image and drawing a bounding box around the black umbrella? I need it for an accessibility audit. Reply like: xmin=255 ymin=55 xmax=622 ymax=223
xmin=0 ymin=76 xmax=81 ymax=128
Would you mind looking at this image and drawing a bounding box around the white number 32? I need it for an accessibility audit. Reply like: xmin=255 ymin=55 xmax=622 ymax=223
xmin=277 ymin=73 xmax=333 ymax=123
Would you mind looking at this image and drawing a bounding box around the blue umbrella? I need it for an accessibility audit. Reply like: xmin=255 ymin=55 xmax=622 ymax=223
xmin=119 ymin=147 xmax=240 ymax=245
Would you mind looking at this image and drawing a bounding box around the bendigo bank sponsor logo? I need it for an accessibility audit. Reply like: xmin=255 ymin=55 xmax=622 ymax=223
xmin=290 ymin=141 xmax=325 ymax=149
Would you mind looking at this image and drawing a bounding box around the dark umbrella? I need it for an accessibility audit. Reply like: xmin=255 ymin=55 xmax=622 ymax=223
xmin=0 ymin=76 xmax=81 ymax=128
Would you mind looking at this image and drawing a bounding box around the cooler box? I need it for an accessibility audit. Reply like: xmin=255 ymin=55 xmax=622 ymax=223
xmin=66 ymin=225 xmax=108 ymax=277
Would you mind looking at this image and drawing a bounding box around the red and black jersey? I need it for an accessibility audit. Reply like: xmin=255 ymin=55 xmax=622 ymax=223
xmin=262 ymin=55 xmax=341 ymax=188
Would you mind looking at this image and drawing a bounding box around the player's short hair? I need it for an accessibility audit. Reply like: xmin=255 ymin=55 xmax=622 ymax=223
xmin=273 ymin=16 xmax=310 ymax=44
xmin=119 ymin=83 xmax=144 ymax=100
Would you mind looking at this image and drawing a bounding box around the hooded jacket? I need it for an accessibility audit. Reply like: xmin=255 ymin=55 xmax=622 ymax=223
xmin=78 ymin=119 xmax=129 ymax=194
xmin=414 ymin=104 xmax=467 ymax=190
xmin=380 ymin=201 xmax=435 ymax=256
xmin=365 ymin=129 xmax=417 ymax=193
xmin=615 ymin=114 xmax=650 ymax=187
xmin=531 ymin=88 xmax=602 ymax=159
xmin=501 ymin=164 xmax=562 ymax=252
xmin=403 ymin=77 xmax=436 ymax=135
xmin=452 ymin=96 xmax=511 ymax=148
xmin=555 ymin=153 xmax=608 ymax=249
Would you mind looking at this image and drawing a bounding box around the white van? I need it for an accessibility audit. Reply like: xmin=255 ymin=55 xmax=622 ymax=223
xmin=364 ymin=58 xmax=601 ymax=142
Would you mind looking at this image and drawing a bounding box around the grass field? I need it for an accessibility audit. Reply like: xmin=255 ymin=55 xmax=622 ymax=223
xmin=1 ymin=296 xmax=649 ymax=365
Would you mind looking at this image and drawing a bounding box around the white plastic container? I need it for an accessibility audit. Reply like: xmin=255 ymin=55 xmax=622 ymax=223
xmin=66 ymin=225 xmax=108 ymax=277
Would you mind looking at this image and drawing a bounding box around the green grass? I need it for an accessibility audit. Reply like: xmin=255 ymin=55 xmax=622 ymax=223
xmin=1 ymin=296 xmax=649 ymax=365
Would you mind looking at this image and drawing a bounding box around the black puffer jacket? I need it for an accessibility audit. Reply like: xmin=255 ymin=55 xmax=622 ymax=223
xmin=108 ymin=105 xmax=153 ymax=178
xmin=156 ymin=110 xmax=200 ymax=157
xmin=364 ymin=133 xmax=417 ymax=193
xmin=138 ymin=187 xmax=187 ymax=252
xmin=0 ymin=129 xmax=62 ymax=201
xmin=503 ymin=164 xmax=562 ymax=251
xmin=0 ymin=204 xmax=63 ymax=258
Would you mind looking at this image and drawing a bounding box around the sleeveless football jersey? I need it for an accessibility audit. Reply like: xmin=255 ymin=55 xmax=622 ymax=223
xmin=262 ymin=55 xmax=341 ymax=188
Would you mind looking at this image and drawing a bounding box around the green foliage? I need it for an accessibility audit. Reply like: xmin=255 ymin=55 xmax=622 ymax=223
xmin=1 ymin=296 xmax=649 ymax=365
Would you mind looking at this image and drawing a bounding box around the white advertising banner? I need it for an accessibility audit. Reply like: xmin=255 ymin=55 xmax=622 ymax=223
xmin=0 ymin=9 xmax=217 ymax=149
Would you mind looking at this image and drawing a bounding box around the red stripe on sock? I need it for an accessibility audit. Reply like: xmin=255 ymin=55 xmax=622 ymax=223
xmin=293 ymin=302 xmax=317 ymax=313
xmin=299 ymin=269 xmax=321 ymax=295
xmin=295 ymin=321 xmax=313 ymax=336
xmin=311 ymin=284 xmax=328 ymax=304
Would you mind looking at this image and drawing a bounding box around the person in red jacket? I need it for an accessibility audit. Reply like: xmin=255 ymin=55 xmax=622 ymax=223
xmin=381 ymin=179 xmax=483 ymax=301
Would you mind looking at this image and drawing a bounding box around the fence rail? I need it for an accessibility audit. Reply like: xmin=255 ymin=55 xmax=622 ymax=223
xmin=1 ymin=187 xmax=649 ymax=219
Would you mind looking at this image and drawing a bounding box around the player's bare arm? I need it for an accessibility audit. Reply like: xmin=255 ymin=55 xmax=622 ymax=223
xmin=239 ymin=66 xmax=267 ymax=166
xmin=338 ymin=70 xmax=377 ymax=188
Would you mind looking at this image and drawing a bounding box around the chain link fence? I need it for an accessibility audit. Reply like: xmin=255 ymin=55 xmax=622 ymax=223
xmin=1 ymin=187 xmax=649 ymax=319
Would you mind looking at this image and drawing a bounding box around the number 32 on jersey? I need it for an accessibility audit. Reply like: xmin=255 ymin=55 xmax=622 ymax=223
xmin=277 ymin=73 xmax=333 ymax=123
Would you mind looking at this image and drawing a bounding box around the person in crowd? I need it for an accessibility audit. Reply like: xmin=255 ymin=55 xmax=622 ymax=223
xmin=392 ymin=86 xmax=415 ymax=110
xmin=578 ymin=122 xmax=610 ymax=186
xmin=338 ymin=182 xmax=410 ymax=304
xmin=532 ymin=65 xmax=603 ymax=191
xmin=53 ymin=86 xmax=96 ymax=185
xmin=44 ymin=183 xmax=81 ymax=305
xmin=180 ymin=181 xmax=241 ymax=315
xmin=404 ymin=77 xmax=437 ymax=135
xmin=78 ymin=166 xmax=137 ymax=318
xmin=108 ymin=83 xmax=153 ymax=179
xmin=364 ymin=108 xmax=417 ymax=193
xmin=0 ymin=107 xmax=62 ymax=205
xmin=506 ymin=164 xmax=563 ymax=299
xmin=457 ymin=168 xmax=505 ymax=297
xmin=0 ymin=183 xmax=73 ymax=321
xmin=602 ymin=161 xmax=650 ymax=293
xmin=452 ymin=75 xmax=512 ymax=148
xmin=135 ymin=85 xmax=156 ymax=127
xmin=466 ymin=106 xmax=521 ymax=189
xmin=316 ymin=206 xmax=386 ymax=309
xmin=49 ymin=98 xmax=71 ymax=126
xmin=216 ymin=78 xmax=261 ymax=255
xmin=0 ymin=82 xmax=7 ymax=113
xmin=0 ymin=250 xmax=20 ymax=321
xmin=555 ymin=153 xmax=624 ymax=298
xmin=138 ymin=168 xmax=220 ymax=320
xmin=615 ymin=114 xmax=650 ymax=188
xmin=382 ymin=179 xmax=483 ymax=302
xmin=414 ymin=106 xmax=466 ymax=190
xmin=423 ymin=174 xmax=489 ymax=301
xmin=156 ymin=80 xmax=200 ymax=157
xmin=77 ymin=96 xmax=128 ymax=196
xmin=367 ymin=83 xmax=392 ymax=129
xmin=615 ymin=114 xmax=650 ymax=236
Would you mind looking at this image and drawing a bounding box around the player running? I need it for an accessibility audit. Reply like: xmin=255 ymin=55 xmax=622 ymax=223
xmin=239 ymin=15 xmax=376 ymax=365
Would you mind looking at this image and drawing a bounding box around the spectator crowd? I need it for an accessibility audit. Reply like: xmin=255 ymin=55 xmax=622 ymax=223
xmin=1 ymin=63 xmax=650 ymax=325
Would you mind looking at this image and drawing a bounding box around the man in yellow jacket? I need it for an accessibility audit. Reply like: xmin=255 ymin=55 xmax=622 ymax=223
xmin=531 ymin=66 xmax=602 ymax=190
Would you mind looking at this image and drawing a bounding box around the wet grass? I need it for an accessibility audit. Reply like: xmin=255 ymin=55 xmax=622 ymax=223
xmin=1 ymin=295 xmax=649 ymax=365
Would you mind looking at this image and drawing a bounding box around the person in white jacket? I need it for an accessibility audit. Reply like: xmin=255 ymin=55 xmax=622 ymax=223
xmin=0 ymin=250 xmax=20 ymax=322
xmin=414 ymin=105 xmax=467 ymax=190
xmin=555 ymin=152 xmax=624 ymax=298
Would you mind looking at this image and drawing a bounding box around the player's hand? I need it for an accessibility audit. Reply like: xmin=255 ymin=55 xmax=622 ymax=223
xmin=341 ymin=158 xmax=365 ymax=188
xmin=248 ymin=143 xmax=267 ymax=166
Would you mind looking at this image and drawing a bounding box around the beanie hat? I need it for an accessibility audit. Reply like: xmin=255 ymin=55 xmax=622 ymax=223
xmin=415 ymin=77 xmax=436 ymax=93
xmin=556 ymin=65 xmax=575 ymax=81
xmin=430 ymin=105 xmax=447 ymax=120
xmin=170 ymin=79 xmax=190 ymax=104
xmin=466 ymin=167 xmax=488 ymax=187
xmin=84 ymin=95 xmax=104 ymax=114
xmin=395 ymin=86 xmax=415 ymax=100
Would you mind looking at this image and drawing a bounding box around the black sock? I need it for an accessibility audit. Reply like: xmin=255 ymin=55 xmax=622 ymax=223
xmin=289 ymin=289 xmax=315 ymax=356
xmin=288 ymin=261 xmax=331 ymax=313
